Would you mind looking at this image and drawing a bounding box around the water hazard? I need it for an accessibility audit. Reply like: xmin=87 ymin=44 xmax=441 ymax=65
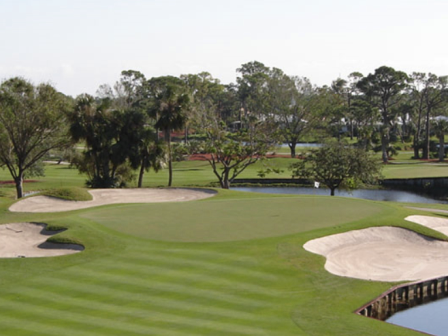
xmin=386 ymin=297 xmax=448 ymax=335
xmin=232 ymin=187 xmax=446 ymax=204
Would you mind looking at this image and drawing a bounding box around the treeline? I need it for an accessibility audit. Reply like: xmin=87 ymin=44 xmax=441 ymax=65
xmin=0 ymin=62 xmax=447 ymax=198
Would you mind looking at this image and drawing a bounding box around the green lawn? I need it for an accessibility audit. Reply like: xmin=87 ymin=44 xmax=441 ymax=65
xmin=1 ymin=155 xmax=448 ymax=199
xmin=382 ymin=162 xmax=448 ymax=179
xmin=81 ymin=195 xmax=384 ymax=242
xmin=0 ymin=186 xmax=445 ymax=335
xmin=0 ymin=154 xmax=446 ymax=334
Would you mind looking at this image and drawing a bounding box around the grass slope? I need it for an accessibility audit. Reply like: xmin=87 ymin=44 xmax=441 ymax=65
xmin=0 ymin=189 xmax=441 ymax=335
xmin=42 ymin=187 xmax=93 ymax=201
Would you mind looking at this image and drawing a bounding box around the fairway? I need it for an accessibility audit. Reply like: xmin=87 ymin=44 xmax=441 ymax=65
xmin=0 ymin=188 xmax=442 ymax=335
xmin=382 ymin=163 xmax=448 ymax=179
xmin=82 ymin=196 xmax=384 ymax=242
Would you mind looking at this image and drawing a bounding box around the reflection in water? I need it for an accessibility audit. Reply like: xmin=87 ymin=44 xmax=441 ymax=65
xmin=386 ymin=297 xmax=448 ymax=336
xmin=232 ymin=187 xmax=446 ymax=204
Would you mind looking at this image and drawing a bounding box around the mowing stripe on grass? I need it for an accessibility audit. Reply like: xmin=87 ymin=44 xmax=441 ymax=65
xmin=77 ymin=259 xmax=282 ymax=297
xmin=0 ymin=290 xmax=272 ymax=336
xmin=6 ymin=253 xmax=296 ymax=335
xmin=118 ymin=250 xmax=279 ymax=281
xmin=15 ymin=286 xmax=278 ymax=325
xmin=0 ymin=300 xmax=163 ymax=336
xmin=47 ymin=268 xmax=273 ymax=307
xmin=0 ymin=316 xmax=101 ymax=336
xmin=101 ymin=255 xmax=279 ymax=292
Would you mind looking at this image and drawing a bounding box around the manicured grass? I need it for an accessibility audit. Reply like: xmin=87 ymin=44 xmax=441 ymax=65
xmin=382 ymin=163 xmax=448 ymax=179
xmin=0 ymin=146 xmax=445 ymax=335
xmin=0 ymin=186 xmax=444 ymax=335
xmin=82 ymin=195 xmax=384 ymax=242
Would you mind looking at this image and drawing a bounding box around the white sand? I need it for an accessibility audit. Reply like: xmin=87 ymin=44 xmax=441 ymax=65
xmin=0 ymin=223 xmax=83 ymax=258
xmin=9 ymin=188 xmax=216 ymax=213
xmin=303 ymin=216 xmax=448 ymax=282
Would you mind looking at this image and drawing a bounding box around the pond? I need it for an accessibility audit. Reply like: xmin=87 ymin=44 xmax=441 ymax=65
xmin=231 ymin=187 xmax=446 ymax=204
xmin=278 ymin=143 xmax=322 ymax=148
xmin=386 ymin=297 xmax=448 ymax=335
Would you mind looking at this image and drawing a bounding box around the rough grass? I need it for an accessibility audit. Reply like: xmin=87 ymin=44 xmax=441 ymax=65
xmin=42 ymin=187 xmax=93 ymax=201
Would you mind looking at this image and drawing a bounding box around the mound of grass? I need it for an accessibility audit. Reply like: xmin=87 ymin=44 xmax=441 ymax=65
xmin=82 ymin=195 xmax=385 ymax=242
xmin=42 ymin=187 xmax=93 ymax=201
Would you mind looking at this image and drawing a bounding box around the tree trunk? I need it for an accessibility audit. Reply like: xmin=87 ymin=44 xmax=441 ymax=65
xmin=138 ymin=161 xmax=145 ymax=188
xmin=289 ymin=142 xmax=297 ymax=158
xmin=221 ymin=169 xmax=230 ymax=189
xmin=350 ymin=119 xmax=354 ymax=141
xmin=15 ymin=174 xmax=24 ymax=199
xmin=184 ymin=124 xmax=188 ymax=144
xmin=381 ymin=130 xmax=389 ymax=163
xmin=439 ymin=135 xmax=445 ymax=162
xmin=168 ymin=155 xmax=173 ymax=187
xmin=413 ymin=108 xmax=423 ymax=159
xmin=423 ymin=107 xmax=431 ymax=160
xmin=167 ymin=129 xmax=173 ymax=187
xmin=413 ymin=140 xmax=420 ymax=160
xmin=330 ymin=187 xmax=335 ymax=196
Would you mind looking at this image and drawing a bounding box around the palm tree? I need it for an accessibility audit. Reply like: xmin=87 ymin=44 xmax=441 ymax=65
xmin=154 ymin=85 xmax=189 ymax=186
xmin=137 ymin=137 xmax=165 ymax=188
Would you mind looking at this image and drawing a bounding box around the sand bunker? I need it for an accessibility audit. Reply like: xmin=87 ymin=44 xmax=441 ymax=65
xmin=0 ymin=223 xmax=83 ymax=258
xmin=304 ymin=216 xmax=448 ymax=282
xmin=9 ymin=188 xmax=216 ymax=213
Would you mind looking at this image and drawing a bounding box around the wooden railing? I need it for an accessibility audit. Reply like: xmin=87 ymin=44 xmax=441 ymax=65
xmin=356 ymin=276 xmax=448 ymax=321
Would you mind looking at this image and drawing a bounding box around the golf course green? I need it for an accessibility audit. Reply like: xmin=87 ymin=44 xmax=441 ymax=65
xmin=0 ymin=163 xmax=447 ymax=335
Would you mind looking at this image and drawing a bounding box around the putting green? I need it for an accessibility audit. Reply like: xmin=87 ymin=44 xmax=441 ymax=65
xmin=82 ymin=196 xmax=385 ymax=242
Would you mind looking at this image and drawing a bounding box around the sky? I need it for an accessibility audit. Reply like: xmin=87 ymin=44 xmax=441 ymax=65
xmin=1 ymin=0 xmax=447 ymax=97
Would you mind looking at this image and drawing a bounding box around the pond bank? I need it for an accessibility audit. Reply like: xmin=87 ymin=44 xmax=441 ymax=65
xmin=231 ymin=187 xmax=445 ymax=204
xmin=232 ymin=177 xmax=448 ymax=201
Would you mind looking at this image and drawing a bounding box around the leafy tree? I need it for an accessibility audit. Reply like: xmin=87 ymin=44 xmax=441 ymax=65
xmin=432 ymin=117 xmax=448 ymax=162
xmin=331 ymin=72 xmax=363 ymax=140
xmin=409 ymin=73 xmax=448 ymax=159
xmin=290 ymin=141 xmax=382 ymax=196
xmin=69 ymin=94 xmax=132 ymax=187
xmin=266 ymin=70 xmax=322 ymax=158
xmin=0 ymin=77 xmax=71 ymax=198
xmin=180 ymin=72 xmax=224 ymax=142
xmin=203 ymin=117 xmax=273 ymax=189
xmin=97 ymin=70 xmax=146 ymax=110
xmin=357 ymin=66 xmax=409 ymax=163
xmin=350 ymin=99 xmax=380 ymax=150
xmin=93 ymin=71 xmax=168 ymax=188
xmin=236 ymin=61 xmax=270 ymax=123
